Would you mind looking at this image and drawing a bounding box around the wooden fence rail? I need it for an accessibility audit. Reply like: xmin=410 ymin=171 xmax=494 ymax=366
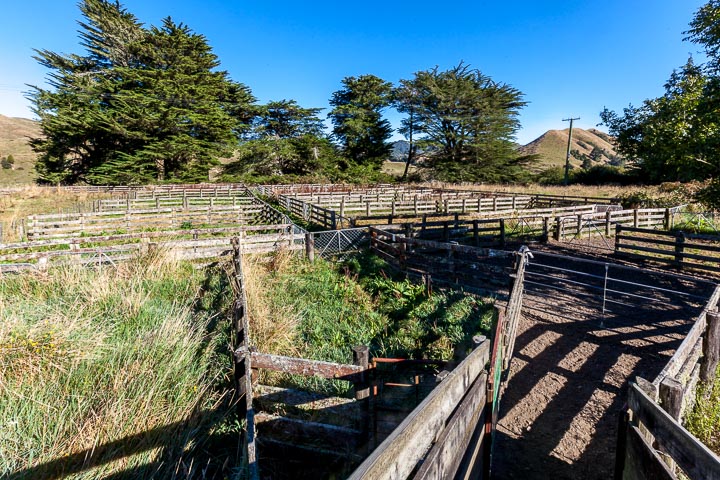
xmin=0 ymin=225 xmax=301 ymax=272
xmin=348 ymin=339 xmax=491 ymax=480
xmin=616 ymin=285 xmax=720 ymax=479
xmin=615 ymin=225 xmax=720 ymax=273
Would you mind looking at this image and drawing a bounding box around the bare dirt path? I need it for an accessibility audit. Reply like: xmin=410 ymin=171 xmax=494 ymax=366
xmin=490 ymin=253 xmax=713 ymax=479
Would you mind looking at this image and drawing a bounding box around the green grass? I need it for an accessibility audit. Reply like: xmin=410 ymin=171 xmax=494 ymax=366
xmin=244 ymin=250 xmax=494 ymax=394
xmin=686 ymin=367 xmax=720 ymax=455
xmin=0 ymin=249 xmax=239 ymax=479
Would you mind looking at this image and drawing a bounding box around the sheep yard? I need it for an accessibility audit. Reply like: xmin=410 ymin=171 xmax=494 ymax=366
xmin=1 ymin=183 xmax=720 ymax=480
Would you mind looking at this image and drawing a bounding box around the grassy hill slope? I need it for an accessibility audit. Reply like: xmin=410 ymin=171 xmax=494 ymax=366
xmin=0 ymin=115 xmax=40 ymax=185
xmin=520 ymin=128 xmax=620 ymax=171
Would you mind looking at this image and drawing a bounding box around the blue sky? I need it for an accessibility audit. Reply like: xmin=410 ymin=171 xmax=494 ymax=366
xmin=0 ymin=0 xmax=709 ymax=144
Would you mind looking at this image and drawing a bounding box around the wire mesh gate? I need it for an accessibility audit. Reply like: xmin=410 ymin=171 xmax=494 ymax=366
xmin=311 ymin=228 xmax=369 ymax=261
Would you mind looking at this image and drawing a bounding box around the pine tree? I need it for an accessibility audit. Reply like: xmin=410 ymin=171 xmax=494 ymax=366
xmin=328 ymin=75 xmax=393 ymax=169
xmin=395 ymin=63 xmax=527 ymax=182
xmin=30 ymin=0 xmax=255 ymax=185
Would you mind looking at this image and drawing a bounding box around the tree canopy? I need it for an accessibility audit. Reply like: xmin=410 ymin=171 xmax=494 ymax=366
xmin=328 ymin=75 xmax=394 ymax=169
xmin=30 ymin=0 xmax=255 ymax=185
xmin=600 ymin=1 xmax=720 ymax=191
xmin=394 ymin=63 xmax=528 ymax=182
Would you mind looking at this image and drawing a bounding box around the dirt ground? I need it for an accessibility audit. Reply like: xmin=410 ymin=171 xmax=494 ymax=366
xmin=490 ymin=250 xmax=714 ymax=479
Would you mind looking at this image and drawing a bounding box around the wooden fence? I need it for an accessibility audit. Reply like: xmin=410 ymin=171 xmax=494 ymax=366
xmin=555 ymin=208 xmax=668 ymax=240
xmin=0 ymin=224 xmax=302 ymax=272
xmin=230 ymin=238 xmax=259 ymax=480
xmin=348 ymin=339 xmax=491 ymax=480
xmin=615 ymin=225 xmax=720 ymax=273
xmin=616 ymin=286 xmax=720 ymax=479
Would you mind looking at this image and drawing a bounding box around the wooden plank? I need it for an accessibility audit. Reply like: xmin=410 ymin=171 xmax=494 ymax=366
xmin=348 ymin=340 xmax=490 ymax=480
xmin=250 ymin=352 xmax=364 ymax=380
xmin=656 ymin=285 xmax=720 ymax=382
xmin=623 ymin=424 xmax=676 ymax=480
xmin=628 ymin=382 xmax=720 ymax=480
xmin=412 ymin=372 xmax=488 ymax=480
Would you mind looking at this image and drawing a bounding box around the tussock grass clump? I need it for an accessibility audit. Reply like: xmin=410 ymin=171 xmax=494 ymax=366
xmin=0 ymin=249 xmax=236 ymax=479
xmin=686 ymin=367 xmax=720 ymax=455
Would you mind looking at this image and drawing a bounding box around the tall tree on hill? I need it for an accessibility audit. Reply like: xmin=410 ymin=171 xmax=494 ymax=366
xmin=29 ymin=0 xmax=255 ymax=185
xmin=328 ymin=75 xmax=393 ymax=169
xmin=395 ymin=63 xmax=528 ymax=182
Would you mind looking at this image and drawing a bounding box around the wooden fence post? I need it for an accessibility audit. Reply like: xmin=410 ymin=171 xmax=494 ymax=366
xmin=701 ymin=311 xmax=720 ymax=383
xmin=554 ymin=217 xmax=562 ymax=241
xmin=353 ymin=345 xmax=371 ymax=449
xmin=542 ymin=217 xmax=550 ymax=243
xmin=606 ymin=210 xmax=612 ymax=237
xmin=664 ymin=208 xmax=671 ymax=230
xmin=675 ymin=232 xmax=686 ymax=269
xmin=305 ymin=233 xmax=315 ymax=263
xmin=615 ymin=224 xmax=622 ymax=253
xmin=500 ymin=219 xmax=506 ymax=248
xmin=633 ymin=209 xmax=639 ymax=228
xmin=659 ymin=376 xmax=683 ymax=420
xmin=473 ymin=220 xmax=479 ymax=246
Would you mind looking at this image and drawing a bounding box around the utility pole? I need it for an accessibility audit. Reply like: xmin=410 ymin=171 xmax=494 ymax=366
xmin=562 ymin=117 xmax=580 ymax=186
xmin=402 ymin=106 xmax=414 ymax=182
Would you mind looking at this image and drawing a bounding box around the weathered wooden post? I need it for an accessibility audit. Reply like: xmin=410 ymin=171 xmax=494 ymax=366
xmin=473 ymin=220 xmax=479 ymax=246
xmin=353 ymin=345 xmax=371 ymax=449
xmin=701 ymin=311 xmax=720 ymax=383
xmin=554 ymin=217 xmax=562 ymax=241
xmin=305 ymin=232 xmax=315 ymax=263
xmin=499 ymin=219 xmax=506 ymax=248
xmin=659 ymin=376 xmax=683 ymax=420
xmin=542 ymin=217 xmax=550 ymax=243
xmin=633 ymin=209 xmax=639 ymax=228
xmin=675 ymin=232 xmax=686 ymax=269
xmin=664 ymin=208 xmax=671 ymax=230
xmin=605 ymin=210 xmax=612 ymax=237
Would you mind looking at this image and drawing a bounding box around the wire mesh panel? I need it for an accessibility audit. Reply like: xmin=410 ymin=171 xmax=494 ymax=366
xmin=312 ymin=228 xmax=369 ymax=261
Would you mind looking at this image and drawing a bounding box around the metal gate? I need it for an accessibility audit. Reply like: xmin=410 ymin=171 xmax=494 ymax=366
xmin=311 ymin=228 xmax=369 ymax=261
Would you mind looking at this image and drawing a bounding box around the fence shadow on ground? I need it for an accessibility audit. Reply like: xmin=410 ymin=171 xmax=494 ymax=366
xmin=491 ymin=274 xmax=708 ymax=480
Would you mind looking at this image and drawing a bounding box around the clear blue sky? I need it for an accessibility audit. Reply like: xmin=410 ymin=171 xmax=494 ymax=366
xmin=0 ymin=0 xmax=709 ymax=144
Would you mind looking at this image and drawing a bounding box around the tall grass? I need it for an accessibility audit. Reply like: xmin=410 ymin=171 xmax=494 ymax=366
xmin=0 ymin=249 xmax=236 ymax=479
xmin=686 ymin=367 xmax=720 ymax=455
xmin=243 ymin=250 xmax=494 ymax=394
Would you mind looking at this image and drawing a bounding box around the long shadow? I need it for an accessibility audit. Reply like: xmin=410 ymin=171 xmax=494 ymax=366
xmin=491 ymin=284 xmax=702 ymax=480
xmin=9 ymin=407 xmax=240 ymax=480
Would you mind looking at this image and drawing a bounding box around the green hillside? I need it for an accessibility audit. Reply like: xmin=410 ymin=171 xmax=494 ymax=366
xmin=519 ymin=128 xmax=622 ymax=172
xmin=0 ymin=115 xmax=40 ymax=185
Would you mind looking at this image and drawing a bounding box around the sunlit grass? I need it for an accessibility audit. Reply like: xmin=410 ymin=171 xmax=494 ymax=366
xmin=0 ymin=249 xmax=237 ymax=479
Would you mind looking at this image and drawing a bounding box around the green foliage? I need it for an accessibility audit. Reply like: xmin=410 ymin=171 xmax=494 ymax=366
xmin=329 ymin=74 xmax=394 ymax=168
xmin=600 ymin=58 xmax=712 ymax=183
xmin=686 ymin=366 xmax=720 ymax=455
xmin=616 ymin=182 xmax=700 ymax=208
xmin=30 ymin=0 xmax=255 ymax=185
xmin=394 ymin=62 xmax=527 ymax=182
xmin=256 ymin=253 xmax=494 ymax=393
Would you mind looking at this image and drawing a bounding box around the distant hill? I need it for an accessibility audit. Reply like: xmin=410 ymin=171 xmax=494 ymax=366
xmin=519 ymin=128 xmax=623 ymax=171
xmin=0 ymin=115 xmax=40 ymax=185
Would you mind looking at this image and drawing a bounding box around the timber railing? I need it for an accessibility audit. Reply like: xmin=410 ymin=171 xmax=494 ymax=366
xmin=0 ymin=224 xmax=301 ymax=272
xmin=348 ymin=339 xmax=492 ymax=480
xmin=616 ymin=285 xmax=720 ymax=479
xmin=368 ymin=227 xmax=515 ymax=296
xmin=615 ymin=225 xmax=720 ymax=273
